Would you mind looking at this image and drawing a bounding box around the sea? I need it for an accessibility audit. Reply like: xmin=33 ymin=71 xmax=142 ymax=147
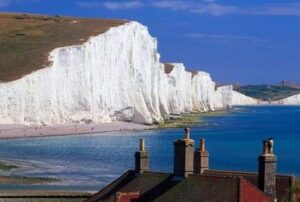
xmin=0 ymin=106 xmax=299 ymax=191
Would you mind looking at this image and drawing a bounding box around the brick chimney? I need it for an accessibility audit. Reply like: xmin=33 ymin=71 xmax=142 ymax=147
xmin=194 ymin=139 xmax=209 ymax=174
xmin=173 ymin=128 xmax=194 ymax=178
xmin=258 ymin=138 xmax=277 ymax=201
xmin=135 ymin=139 xmax=149 ymax=174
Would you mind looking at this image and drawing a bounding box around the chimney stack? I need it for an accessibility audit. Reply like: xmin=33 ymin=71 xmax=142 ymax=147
xmin=194 ymin=139 xmax=209 ymax=174
xmin=258 ymin=138 xmax=277 ymax=201
xmin=135 ymin=139 xmax=149 ymax=174
xmin=173 ymin=128 xmax=194 ymax=178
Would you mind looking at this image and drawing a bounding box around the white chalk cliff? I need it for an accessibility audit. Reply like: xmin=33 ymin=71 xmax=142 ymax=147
xmin=272 ymin=94 xmax=300 ymax=105
xmin=0 ymin=21 xmax=257 ymax=125
xmin=231 ymin=89 xmax=259 ymax=105
xmin=213 ymin=85 xmax=258 ymax=109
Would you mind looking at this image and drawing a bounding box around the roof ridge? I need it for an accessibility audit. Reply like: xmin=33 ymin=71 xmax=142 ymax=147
xmin=205 ymin=169 xmax=258 ymax=175
xmin=190 ymin=173 xmax=240 ymax=180
xmin=205 ymin=169 xmax=294 ymax=178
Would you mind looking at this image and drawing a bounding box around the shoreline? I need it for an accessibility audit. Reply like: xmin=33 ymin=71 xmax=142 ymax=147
xmin=0 ymin=122 xmax=153 ymax=140
xmin=0 ymin=108 xmax=237 ymax=140
xmin=1 ymin=105 xmax=293 ymax=140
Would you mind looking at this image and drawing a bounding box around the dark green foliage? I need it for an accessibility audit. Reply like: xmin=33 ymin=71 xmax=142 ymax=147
xmin=235 ymin=84 xmax=300 ymax=101
xmin=0 ymin=161 xmax=18 ymax=170
xmin=157 ymin=113 xmax=201 ymax=128
xmin=7 ymin=176 xmax=58 ymax=184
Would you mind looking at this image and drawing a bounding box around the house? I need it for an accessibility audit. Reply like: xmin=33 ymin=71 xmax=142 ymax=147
xmin=86 ymin=128 xmax=297 ymax=202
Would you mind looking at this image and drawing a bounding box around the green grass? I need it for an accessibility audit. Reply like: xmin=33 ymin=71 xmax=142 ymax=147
xmin=234 ymin=84 xmax=300 ymax=101
xmin=8 ymin=176 xmax=58 ymax=184
xmin=201 ymin=110 xmax=228 ymax=117
xmin=0 ymin=176 xmax=59 ymax=184
xmin=155 ymin=110 xmax=230 ymax=129
xmin=0 ymin=161 xmax=60 ymax=184
xmin=0 ymin=161 xmax=18 ymax=171
xmin=156 ymin=113 xmax=202 ymax=129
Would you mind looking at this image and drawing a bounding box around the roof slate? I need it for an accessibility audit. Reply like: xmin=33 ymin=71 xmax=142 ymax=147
xmin=154 ymin=175 xmax=240 ymax=202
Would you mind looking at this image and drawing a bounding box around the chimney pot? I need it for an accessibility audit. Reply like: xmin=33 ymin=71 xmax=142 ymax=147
xmin=263 ymin=140 xmax=268 ymax=155
xmin=140 ymin=139 xmax=145 ymax=152
xmin=268 ymin=138 xmax=274 ymax=154
xmin=184 ymin=128 xmax=190 ymax=139
xmin=135 ymin=139 xmax=149 ymax=174
xmin=194 ymin=138 xmax=209 ymax=174
xmin=200 ymin=139 xmax=205 ymax=151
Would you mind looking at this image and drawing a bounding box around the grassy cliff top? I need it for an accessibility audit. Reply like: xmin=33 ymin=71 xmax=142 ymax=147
xmin=0 ymin=13 xmax=126 ymax=82
xmin=234 ymin=83 xmax=300 ymax=101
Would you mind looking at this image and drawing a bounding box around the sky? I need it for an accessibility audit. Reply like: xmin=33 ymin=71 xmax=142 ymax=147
xmin=1 ymin=0 xmax=300 ymax=84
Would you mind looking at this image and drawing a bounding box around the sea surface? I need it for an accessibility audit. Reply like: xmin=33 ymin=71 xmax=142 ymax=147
xmin=0 ymin=106 xmax=299 ymax=191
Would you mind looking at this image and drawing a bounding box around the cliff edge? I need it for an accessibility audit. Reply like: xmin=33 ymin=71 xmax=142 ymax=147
xmin=0 ymin=14 xmax=257 ymax=125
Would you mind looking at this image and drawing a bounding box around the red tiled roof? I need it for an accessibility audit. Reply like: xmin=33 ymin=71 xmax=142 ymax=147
xmin=203 ymin=170 xmax=295 ymax=202
xmin=239 ymin=177 xmax=273 ymax=202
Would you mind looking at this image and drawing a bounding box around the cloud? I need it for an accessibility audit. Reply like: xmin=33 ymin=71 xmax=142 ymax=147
xmin=190 ymin=3 xmax=236 ymax=16
xmin=103 ymin=1 xmax=144 ymax=9
xmin=152 ymin=1 xmax=194 ymax=10
xmin=0 ymin=0 xmax=10 ymax=7
xmin=77 ymin=1 xmax=144 ymax=9
xmin=77 ymin=1 xmax=300 ymax=16
xmin=152 ymin=1 xmax=235 ymax=16
xmin=238 ymin=4 xmax=300 ymax=16
xmin=202 ymin=0 xmax=215 ymax=2
xmin=76 ymin=1 xmax=102 ymax=8
xmin=185 ymin=33 xmax=265 ymax=43
xmin=0 ymin=0 xmax=44 ymax=8
xmin=152 ymin=1 xmax=300 ymax=16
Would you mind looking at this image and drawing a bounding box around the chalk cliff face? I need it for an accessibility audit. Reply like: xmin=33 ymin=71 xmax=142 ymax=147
xmin=214 ymin=85 xmax=233 ymax=109
xmin=272 ymin=94 xmax=300 ymax=105
xmin=0 ymin=21 xmax=257 ymax=125
xmin=231 ymin=90 xmax=259 ymax=105
xmin=213 ymin=85 xmax=258 ymax=109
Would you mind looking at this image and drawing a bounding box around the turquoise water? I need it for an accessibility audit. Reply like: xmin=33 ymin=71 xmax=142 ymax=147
xmin=0 ymin=106 xmax=299 ymax=191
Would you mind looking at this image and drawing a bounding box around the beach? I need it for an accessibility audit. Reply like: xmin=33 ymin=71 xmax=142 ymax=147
xmin=0 ymin=122 xmax=153 ymax=139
